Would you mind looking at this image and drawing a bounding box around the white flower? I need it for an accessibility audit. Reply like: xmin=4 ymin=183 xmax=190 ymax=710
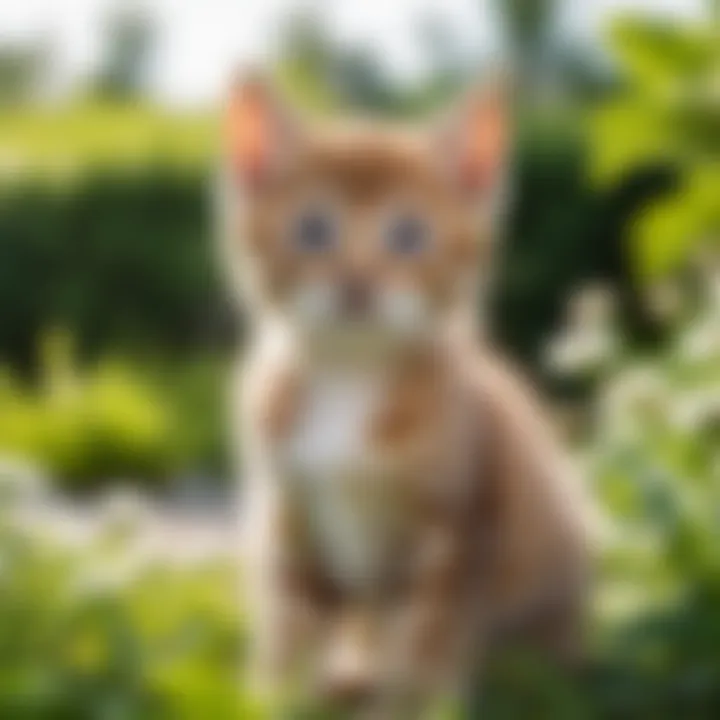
xmin=670 ymin=388 xmax=720 ymax=432
xmin=0 ymin=455 xmax=49 ymax=504
xmin=678 ymin=317 xmax=720 ymax=363
xmin=545 ymin=283 xmax=619 ymax=374
xmin=544 ymin=325 xmax=617 ymax=374
xmin=567 ymin=283 xmax=616 ymax=330
xmin=598 ymin=366 xmax=670 ymax=441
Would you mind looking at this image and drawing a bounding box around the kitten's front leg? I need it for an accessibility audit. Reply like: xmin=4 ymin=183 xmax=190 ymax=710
xmin=377 ymin=526 xmax=482 ymax=713
xmin=243 ymin=480 xmax=327 ymax=705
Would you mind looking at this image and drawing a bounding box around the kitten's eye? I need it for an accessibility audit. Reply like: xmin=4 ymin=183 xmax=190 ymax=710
xmin=291 ymin=207 xmax=337 ymax=254
xmin=385 ymin=213 xmax=430 ymax=256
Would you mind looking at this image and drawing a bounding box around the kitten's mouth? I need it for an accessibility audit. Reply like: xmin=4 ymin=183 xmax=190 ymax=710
xmin=339 ymin=279 xmax=373 ymax=320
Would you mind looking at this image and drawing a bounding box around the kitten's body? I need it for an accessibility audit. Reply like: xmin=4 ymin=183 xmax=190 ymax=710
xmin=224 ymin=78 xmax=592 ymax=715
xmin=240 ymin=324 xmax=589 ymax=696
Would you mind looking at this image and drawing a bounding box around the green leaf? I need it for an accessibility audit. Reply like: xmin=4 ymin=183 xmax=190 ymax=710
xmin=633 ymin=166 xmax=720 ymax=278
xmin=608 ymin=17 xmax=718 ymax=93
xmin=589 ymin=101 xmax=676 ymax=185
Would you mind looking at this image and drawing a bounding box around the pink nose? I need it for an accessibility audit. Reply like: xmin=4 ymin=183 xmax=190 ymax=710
xmin=341 ymin=278 xmax=372 ymax=317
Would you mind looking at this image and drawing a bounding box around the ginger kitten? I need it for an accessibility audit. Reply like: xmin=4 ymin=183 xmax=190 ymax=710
xmin=221 ymin=74 xmax=592 ymax=717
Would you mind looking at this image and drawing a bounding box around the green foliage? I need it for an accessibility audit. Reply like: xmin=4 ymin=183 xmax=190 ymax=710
xmin=0 ymin=498 xmax=241 ymax=719
xmin=0 ymin=332 xmax=230 ymax=490
xmin=0 ymin=103 xmax=215 ymax=176
xmin=490 ymin=111 xmax=671 ymax=370
xmin=590 ymin=16 xmax=720 ymax=278
xmin=145 ymin=355 xmax=231 ymax=478
xmin=0 ymin=332 xmax=177 ymax=490
xmin=0 ymin=166 xmax=228 ymax=370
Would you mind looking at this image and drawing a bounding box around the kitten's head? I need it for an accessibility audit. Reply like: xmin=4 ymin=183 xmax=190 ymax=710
xmin=222 ymin=74 xmax=509 ymax=351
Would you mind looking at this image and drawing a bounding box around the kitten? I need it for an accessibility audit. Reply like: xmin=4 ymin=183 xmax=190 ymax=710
xmin=221 ymin=73 xmax=593 ymax=716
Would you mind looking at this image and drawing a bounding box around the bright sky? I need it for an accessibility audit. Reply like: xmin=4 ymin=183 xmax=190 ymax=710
xmin=0 ymin=0 xmax=707 ymax=107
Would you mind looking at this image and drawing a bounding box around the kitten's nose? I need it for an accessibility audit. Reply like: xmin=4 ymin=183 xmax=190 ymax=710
xmin=341 ymin=277 xmax=372 ymax=317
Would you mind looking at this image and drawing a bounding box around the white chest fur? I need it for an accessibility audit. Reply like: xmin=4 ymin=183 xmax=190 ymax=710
xmin=281 ymin=370 xmax=396 ymax=591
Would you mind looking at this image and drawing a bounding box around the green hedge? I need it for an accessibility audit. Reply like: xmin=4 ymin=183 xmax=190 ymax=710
xmin=0 ymin=167 xmax=232 ymax=372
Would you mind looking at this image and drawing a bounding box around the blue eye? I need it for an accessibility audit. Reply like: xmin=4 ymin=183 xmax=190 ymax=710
xmin=293 ymin=208 xmax=336 ymax=253
xmin=386 ymin=214 xmax=429 ymax=256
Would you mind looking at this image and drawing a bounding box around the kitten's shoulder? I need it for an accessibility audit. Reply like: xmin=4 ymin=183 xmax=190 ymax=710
xmin=452 ymin=344 xmax=554 ymax=441
xmin=465 ymin=346 xmax=595 ymax=543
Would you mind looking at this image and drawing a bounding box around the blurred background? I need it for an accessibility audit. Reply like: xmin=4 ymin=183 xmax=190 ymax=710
xmin=0 ymin=0 xmax=718 ymax=717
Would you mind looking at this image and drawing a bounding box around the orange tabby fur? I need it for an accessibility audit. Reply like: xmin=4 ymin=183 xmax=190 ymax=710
xmin=224 ymin=74 xmax=592 ymax=716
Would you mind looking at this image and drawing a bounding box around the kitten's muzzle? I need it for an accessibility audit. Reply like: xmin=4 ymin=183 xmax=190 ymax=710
xmin=340 ymin=277 xmax=373 ymax=319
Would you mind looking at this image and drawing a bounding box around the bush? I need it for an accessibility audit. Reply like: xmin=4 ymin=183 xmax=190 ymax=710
xmin=536 ymin=274 xmax=720 ymax=717
xmin=0 ymin=333 xmax=179 ymax=490
xmin=0 ymin=495 xmax=242 ymax=719
xmin=490 ymin=113 xmax=676 ymax=375
xmin=0 ymin=166 xmax=232 ymax=372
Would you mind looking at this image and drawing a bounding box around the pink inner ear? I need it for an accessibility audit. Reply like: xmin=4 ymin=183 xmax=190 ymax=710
xmin=226 ymin=83 xmax=274 ymax=184
xmin=458 ymin=99 xmax=507 ymax=192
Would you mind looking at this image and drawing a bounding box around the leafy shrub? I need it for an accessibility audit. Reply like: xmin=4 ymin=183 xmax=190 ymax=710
xmin=0 ymin=165 xmax=231 ymax=371
xmin=0 ymin=102 xmax=215 ymax=175
xmin=0 ymin=492 xmax=242 ymax=719
xmin=145 ymin=356 xmax=231 ymax=480
xmin=0 ymin=333 xmax=178 ymax=490
xmin=586 ymin=279 xmax=720 ymax=716
xmin=589 ymin=16 xmax=719 ymax=278
xmin=516 ymin=273 xmax=720 ymax=718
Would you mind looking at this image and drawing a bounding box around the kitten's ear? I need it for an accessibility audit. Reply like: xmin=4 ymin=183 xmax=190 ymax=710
xmin=224 ymin=72 xmax=298 ymax=187
xmin=435 ymin=75 xmax=511 ymax=196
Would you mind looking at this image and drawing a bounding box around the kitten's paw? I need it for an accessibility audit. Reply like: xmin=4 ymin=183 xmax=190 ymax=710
xmin=317 ymin=643 xmax=377 ymax=711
